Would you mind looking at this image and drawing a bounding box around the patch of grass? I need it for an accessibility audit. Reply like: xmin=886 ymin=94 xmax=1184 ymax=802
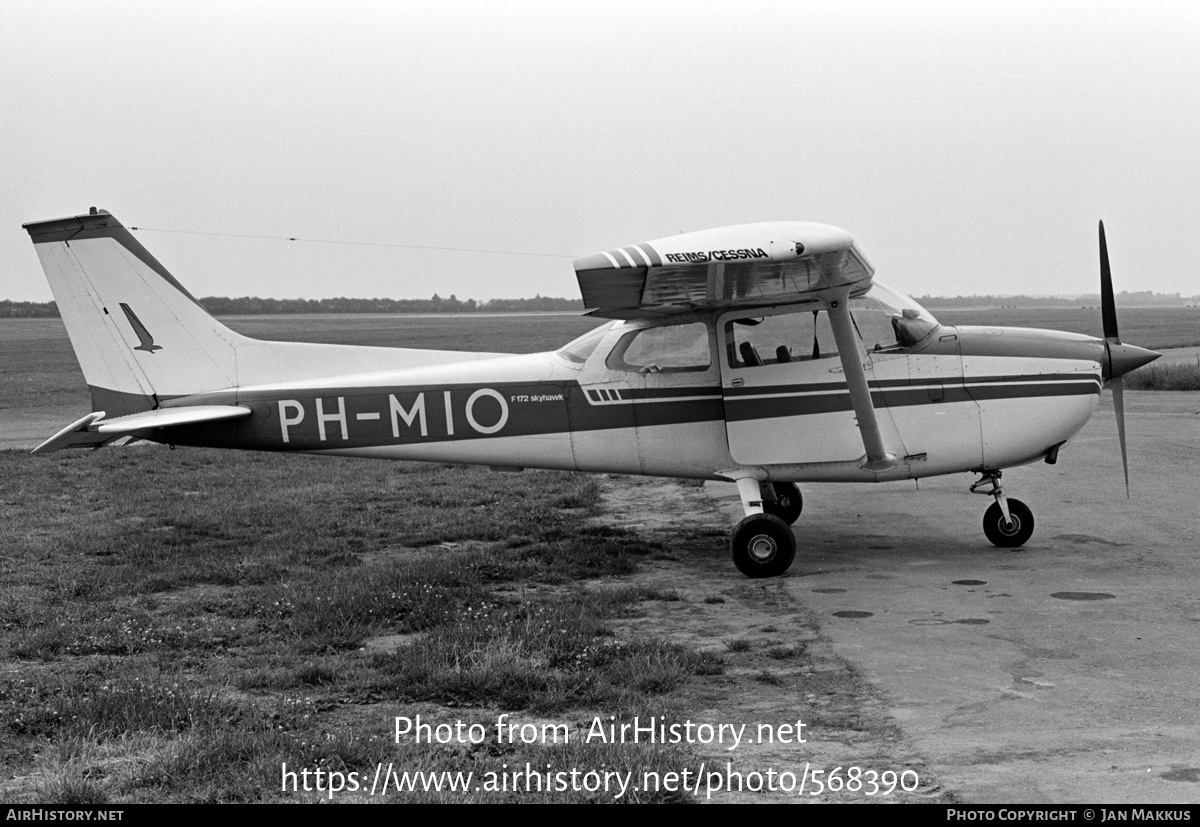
xmin=1125 ymin=358 xmax=1200 ymax=390
xmin=766 ymin=645 xmax=805 ymax=660
xmin=32 ymin=739 xmax=112 ymax=806
xmin=130 ymin=723 xmax=390 ymax=802
xmin=278 ymin=556 xmax=490 ymax=652
xmin=291 ymin=661 xmax=342 ymax=687
xmin=371 ymin=593 xmax=712 ymax=711
xmin=639 ymin=586 xmax=684 ymax=602
xmin=703 ymin=595 xmax=725 ymax=605
xmin=693 ymin=651 xmax=725 ymax=676
xmin=514 ymin=533 xmax=650 ymax=581
xmin=724 ymin=639 xmax=752 ymax=653
xmin=755 ymin=669 xmax=784 ymax=686
xmin=57 ymin=674 xmax=235 ymax=739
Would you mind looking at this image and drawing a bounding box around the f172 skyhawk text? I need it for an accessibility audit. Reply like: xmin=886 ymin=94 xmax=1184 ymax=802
xmin=24 ymin=209 xmax=1158 ymax=577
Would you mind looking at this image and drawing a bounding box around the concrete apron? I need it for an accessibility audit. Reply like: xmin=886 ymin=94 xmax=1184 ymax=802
xmin=707 ymin=391 xmax=1200 ymax=804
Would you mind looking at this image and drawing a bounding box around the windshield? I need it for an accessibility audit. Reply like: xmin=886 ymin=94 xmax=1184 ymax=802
xmin=856 ymin=282 xmax=939 ymax=350
xmin=865 ymin=282 xmax=938 ymax=325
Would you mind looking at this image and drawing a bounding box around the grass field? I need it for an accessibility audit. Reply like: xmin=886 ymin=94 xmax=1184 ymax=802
xmin=1 ymin=306 xmax=1197 ymax=411
xmin=0 ymin=448 xmax=726 ymax=803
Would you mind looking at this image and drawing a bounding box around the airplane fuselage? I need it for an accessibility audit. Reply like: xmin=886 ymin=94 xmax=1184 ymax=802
xmin=154 ymin=314 xmax=1106 ymax=485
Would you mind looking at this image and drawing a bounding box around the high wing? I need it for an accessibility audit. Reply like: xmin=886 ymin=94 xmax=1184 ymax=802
xmin=574 ymin=221 xmax=874 ymax=319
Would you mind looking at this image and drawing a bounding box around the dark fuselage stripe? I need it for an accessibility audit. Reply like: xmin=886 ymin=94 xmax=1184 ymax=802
xmin=722 ymin=373 xmax=1099 ymax=397
xmin=723 ymin=380 xmax=1098 ymax=422
xmin=149 ymin=374 xmax=1100 ymax=453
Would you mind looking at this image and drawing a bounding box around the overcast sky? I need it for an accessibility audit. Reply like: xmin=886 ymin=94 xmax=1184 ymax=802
xmin=2 ymin=0 xmax=1197 ymax=303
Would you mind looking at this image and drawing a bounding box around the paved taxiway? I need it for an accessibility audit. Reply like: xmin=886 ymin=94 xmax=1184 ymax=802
xmin=712 ymin=391 xmax=1200 ymax=803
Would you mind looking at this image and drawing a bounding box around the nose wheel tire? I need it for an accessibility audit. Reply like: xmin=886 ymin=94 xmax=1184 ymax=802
xmin=763 ymin=482 xmax=803 ymax=525
xmin=983 ymin=499 xmax=1035 ymax=547
xmin=731 ymin=513 xmax=796 ymax=578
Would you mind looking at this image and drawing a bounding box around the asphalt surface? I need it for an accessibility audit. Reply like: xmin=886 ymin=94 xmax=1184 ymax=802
xmin=710 ymin=391 xmax=1200 ymax=803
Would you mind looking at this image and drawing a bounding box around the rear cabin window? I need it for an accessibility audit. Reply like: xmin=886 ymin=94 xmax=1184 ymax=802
xmin=605 ymin=322 xmax=712 ymax=373
xmin=556 ymin=323 xmax=612 ymax=365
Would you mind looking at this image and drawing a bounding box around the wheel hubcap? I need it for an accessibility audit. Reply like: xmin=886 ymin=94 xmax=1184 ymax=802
xmin=1000 ymin=516 xmax=1020 ymax=536
xmin=747 ymin=533 xmax=777 ymax=563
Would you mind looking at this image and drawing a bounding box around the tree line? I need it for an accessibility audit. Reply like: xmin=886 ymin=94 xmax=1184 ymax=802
xmin=5 ymin=290 xmax=1196 ymax=319
xmin=0 ymin=294 xmax=585 ymax=318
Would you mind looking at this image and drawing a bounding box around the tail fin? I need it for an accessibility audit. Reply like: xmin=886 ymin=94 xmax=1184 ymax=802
xmin=23 ymin=209 xmax=248 ymax=417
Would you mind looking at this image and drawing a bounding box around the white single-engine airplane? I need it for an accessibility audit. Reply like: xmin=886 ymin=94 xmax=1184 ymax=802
xmin=25 ymin=209 xmax=1159 ymax=577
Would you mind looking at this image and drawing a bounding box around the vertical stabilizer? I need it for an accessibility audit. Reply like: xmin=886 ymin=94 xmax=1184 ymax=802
xmin=23 ymin=209 xmax=248 ymax=416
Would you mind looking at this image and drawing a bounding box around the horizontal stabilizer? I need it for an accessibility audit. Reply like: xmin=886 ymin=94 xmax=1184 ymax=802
xmin=31 ymin=406 xmax=252 ymax=454
xmin=575 ymin=221 xmax=874 ymax=318
xmin=31 ymin=412 xmax=109 ymax=454
xmin=94 ymin=405 xmax=252 ymax=434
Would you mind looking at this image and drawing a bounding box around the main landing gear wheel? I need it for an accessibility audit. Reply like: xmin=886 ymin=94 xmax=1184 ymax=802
xmin=731 ymin=513 xmax=796 ymax=578
xmin=763 ymin=482 xmax=803 ymax=525
xmin=983 ymin=499 xmax=1035 ymax=548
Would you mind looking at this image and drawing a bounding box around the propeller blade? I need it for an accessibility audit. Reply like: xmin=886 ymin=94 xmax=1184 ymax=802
xmin=1099 ymin=220 xmax=1120 ymax=342
xmin=1098 ymin=222 xmax=1144 ymax=498
xmin=1111 ymin=373 xmax=1130 ymax=498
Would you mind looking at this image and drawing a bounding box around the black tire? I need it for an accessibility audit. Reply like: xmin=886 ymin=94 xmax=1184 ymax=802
xmin=983 ymin=499 xmax=1035 ymax=547
xmin=763 ymin=482 xmax=803 ymax=525
xmin=731 ymin=513 xmax=797 ymax=578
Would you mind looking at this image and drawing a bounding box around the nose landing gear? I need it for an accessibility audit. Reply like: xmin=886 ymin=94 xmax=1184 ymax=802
xmin=971 ymin=471 xmax=1035 ymax=547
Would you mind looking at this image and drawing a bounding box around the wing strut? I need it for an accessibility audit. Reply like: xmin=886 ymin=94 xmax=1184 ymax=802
xmin=821 ymin=288 xmax=897 ymax=471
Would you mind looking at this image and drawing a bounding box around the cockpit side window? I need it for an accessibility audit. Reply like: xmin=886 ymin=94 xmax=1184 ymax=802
xmin=725 ymin=311 xmax=839 ymax=368
xmin=725 ymin=285 xmax=940 ymax=368
xmin=605 ymin=321 xmax=712 ymax=373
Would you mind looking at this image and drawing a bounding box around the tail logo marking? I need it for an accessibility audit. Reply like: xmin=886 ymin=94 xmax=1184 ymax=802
xmin=119 ymin=303 xmax=162 ymax=353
